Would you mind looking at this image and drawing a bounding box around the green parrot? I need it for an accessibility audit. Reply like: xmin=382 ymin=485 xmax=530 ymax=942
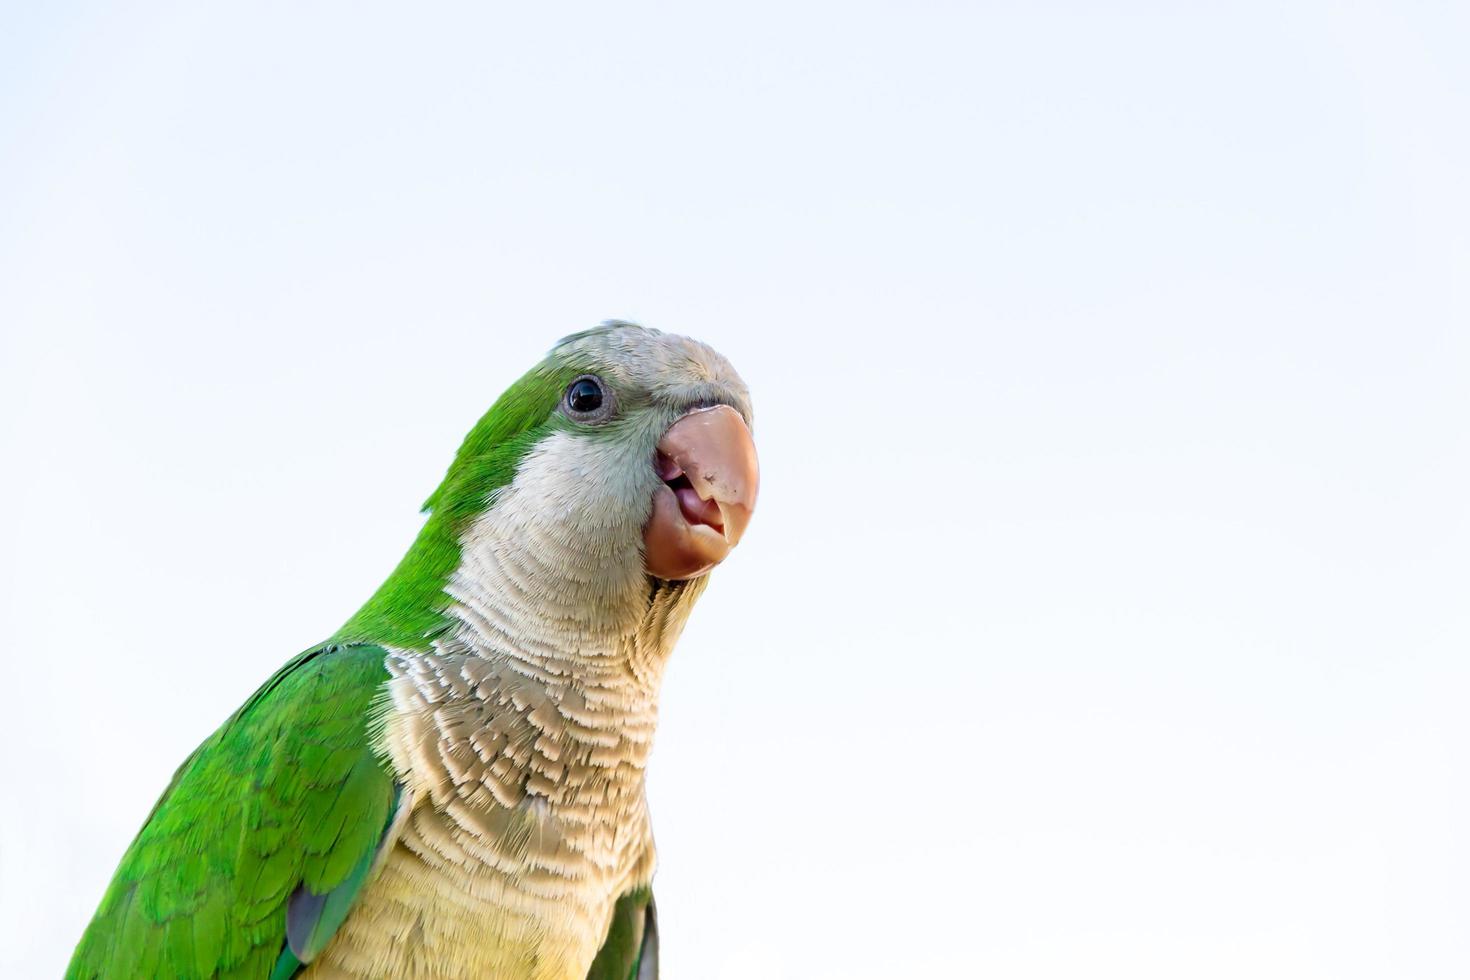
xmin=67 ymin=322 xmax=759 ymax=980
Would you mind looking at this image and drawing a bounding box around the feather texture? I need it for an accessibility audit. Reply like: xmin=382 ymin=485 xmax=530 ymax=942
xmin=67 ymin=645 xmax=398 ymax=979
xmin=585 ymin=889 xmax=657 ymax=980
xmin=68 ymin=324 xmax=754 ymax=979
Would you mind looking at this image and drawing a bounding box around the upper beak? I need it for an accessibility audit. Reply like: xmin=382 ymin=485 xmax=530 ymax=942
xmin=644 ymin=404 xmax=759 ymax=580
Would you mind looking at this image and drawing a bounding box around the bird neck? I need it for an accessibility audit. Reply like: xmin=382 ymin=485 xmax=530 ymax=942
xmin=444 ymin=529 xmax=707 ymax=703
xmin=438 ymin=462 xmax=709 ymax=703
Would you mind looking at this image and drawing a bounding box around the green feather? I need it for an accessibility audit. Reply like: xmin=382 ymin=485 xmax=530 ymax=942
xmin=586 ymin=887 xmax=658 ymax=980
xmin=333 ymin=361 xmax=578 ymax=650
xmin=66 ymin=645 xmax=397 ymax=979
xmin=266 ymin=953 xmax=301 ymax=980
xmin=295 ymin=833 xmax=380 ymax=962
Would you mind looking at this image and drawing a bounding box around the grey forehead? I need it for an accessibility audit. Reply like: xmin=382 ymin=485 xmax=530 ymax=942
xmin=551 ymin=321 xmax=753 ymax=420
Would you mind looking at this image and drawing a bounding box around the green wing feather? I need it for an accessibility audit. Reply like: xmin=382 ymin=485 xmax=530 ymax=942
xmin=67 ymin=644 xmax=399 ymax=980
xmin=586 ymin=887 xmax=658 ymax=980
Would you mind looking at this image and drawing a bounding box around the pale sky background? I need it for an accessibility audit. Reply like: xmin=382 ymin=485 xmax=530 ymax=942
xmin=2 ymin=3 xmax=1468 ymax=978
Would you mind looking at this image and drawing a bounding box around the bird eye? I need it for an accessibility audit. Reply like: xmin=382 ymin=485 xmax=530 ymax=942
xmin=563 ymin=375 xmax=614 ymax=423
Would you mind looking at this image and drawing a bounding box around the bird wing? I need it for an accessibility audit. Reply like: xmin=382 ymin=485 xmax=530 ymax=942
xmin=67 ymin=644 xmax=400 ymax=980
xmin=586 ymin=887 xmax=658 ymax=980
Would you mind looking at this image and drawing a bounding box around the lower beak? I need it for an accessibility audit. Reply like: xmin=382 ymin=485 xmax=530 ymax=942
xmin=644 ymin=404 xmax=759 ymax=580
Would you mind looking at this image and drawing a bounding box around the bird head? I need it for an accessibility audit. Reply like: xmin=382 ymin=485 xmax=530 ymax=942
xmin=341 ymin=321 xmax=758 ymax=649
xmin=540 ymin=322 xmax=758 ymax=583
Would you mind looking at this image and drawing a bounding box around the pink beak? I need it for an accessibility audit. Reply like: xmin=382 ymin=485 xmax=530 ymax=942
xmin=643 ymin=405 xmax=759 ymax=581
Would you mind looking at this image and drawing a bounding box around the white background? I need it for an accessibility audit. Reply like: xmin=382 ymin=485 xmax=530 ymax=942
xmin=2 ymin=3 xmax=1468 ymax=977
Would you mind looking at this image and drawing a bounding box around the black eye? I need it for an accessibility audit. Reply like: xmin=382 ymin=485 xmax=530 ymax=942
xmin=563 ymin=375 xmax=614 ymax=422
xmin=568 ymin=379 xmax=602 ymax=412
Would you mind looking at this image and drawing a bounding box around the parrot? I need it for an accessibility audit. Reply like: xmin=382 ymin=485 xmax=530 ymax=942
xmin=66 ymin=322 xmax=760 ymax=979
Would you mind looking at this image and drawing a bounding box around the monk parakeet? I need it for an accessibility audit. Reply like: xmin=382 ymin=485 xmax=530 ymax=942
xmin=68 ymin=322 xmax=759 ymax=979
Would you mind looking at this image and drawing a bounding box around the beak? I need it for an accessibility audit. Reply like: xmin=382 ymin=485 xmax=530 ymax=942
xmin=644 ymin=404 xmax=759 ymax=581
